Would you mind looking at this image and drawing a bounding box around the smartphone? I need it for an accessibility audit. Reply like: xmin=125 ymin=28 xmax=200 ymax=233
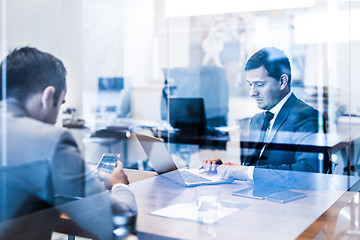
xmin=95 ymin=153 xmax=121 ymax=174
xmin=266 ymin=190 xmax=307 ymax=203
xmin=232 ymin=187 xmax=281 ymax=200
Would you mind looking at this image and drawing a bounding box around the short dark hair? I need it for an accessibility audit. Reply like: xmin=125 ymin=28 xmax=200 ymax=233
xmin=0 ymin=46 xmax=66 ymax=106
xmin=245 ymin=47 xmax=291 ymax=85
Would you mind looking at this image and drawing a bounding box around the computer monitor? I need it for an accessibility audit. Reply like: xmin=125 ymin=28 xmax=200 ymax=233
xmin=169 ymin=97 xmax=207 ymax=136
xmin=98 ymin=77 xmax=124 ymax=91
xmin=161 ymin=67 xmax=229 ymax=127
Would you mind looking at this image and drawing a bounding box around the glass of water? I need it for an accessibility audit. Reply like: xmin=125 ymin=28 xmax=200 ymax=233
xmin=196 ymin=188 xmax=220 ymax=224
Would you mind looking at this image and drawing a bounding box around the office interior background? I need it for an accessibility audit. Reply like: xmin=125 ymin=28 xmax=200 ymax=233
xmin=1 ymin=0 xmax=360 ymax=174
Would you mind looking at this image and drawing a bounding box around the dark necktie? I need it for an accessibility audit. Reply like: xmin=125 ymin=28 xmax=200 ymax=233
xmin=259 ymin=111 xmax=274 ymax=145
xmin=255 ymin=111 xmax=274 ymax=162
xmin=243 ymin=111 xmax=275 ymax=166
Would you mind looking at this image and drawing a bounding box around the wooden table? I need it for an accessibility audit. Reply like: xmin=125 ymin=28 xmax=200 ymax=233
xmin=124 ymin=168 xmax=158 ymax=183
xmin=299 ymin=191 xmax=359 ymax=239
xmin=129 ymin=169 xmax=360 ymax=240
xmin=299 ymin=179 xmax=360 ymax=239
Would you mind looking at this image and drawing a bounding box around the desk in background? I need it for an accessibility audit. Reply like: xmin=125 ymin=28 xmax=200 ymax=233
xmin=82 ymin=118 xmax=360 ymax=175
xmin=84 ymin=119 xmax=232 ymax=170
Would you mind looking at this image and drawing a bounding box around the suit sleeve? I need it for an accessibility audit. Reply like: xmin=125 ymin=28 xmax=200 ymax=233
xmin=50 ymin=130 xmax=137 ymax=237
xmin=288 ymin=113 xmax=327 ymax=172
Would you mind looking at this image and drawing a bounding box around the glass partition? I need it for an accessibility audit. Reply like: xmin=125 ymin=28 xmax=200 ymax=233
xmin=2 ymin=0 xmax=360 ymax=239
xmin=161 ymin=0 xmax=359 ymax=176
xmin=0 ymin=2 xmax=359 ymax=178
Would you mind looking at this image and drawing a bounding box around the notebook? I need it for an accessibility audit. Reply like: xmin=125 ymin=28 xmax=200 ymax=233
xmin=135 ymin=133 xmax=230 ymax=187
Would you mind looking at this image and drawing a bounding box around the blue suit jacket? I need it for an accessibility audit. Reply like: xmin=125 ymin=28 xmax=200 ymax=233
xmin=244 ymin=93 xmax=328 ymax=172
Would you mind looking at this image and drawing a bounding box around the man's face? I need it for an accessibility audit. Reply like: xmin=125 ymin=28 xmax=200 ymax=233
xmin=45 ymin=90 xmax=66 ymax=125
xmin=246 ymin=66 xmax=283 ymax=110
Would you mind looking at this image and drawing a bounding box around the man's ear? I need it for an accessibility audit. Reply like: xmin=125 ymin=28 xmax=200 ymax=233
xmin=41 ymin=86 xmax=56 ymax=109
xmin=279 ymin=74 xmax=289 ymax=90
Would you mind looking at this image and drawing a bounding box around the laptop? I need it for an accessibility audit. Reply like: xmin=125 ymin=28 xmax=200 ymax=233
xmin=135 ymin=133 xmax=230 ymax=187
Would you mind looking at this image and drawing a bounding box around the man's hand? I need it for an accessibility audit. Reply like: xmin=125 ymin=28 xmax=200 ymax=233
xmin=199 ymin=158 xmax=249 ymax=181
xmin=217 ymin=163 xmax=248 ymax=181
xmin=98 ymin=160 xmax=129 ymax=190
xmin=199 ymin=158 xmax=223 ymax=172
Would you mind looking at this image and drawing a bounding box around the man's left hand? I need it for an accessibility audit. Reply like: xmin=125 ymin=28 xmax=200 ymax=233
xmin=217 ymin=163 xmax=249 ymax=181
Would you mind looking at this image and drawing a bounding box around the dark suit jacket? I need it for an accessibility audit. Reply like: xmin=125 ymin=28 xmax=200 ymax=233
xmin=244 ymin=93 xmax=327 ymax=173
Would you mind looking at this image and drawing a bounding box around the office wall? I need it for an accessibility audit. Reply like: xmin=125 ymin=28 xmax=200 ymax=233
xmin=82 ymin=0 xmax=125 ymax=124
xmin=350 ymin=42 xmax=360 ymax=114
xmin=2 ymin=0 xmax=360 ymax=125
xmin=61 ymin=0 xmax=84 ymax=118
xmin=4 ymin=0 xmax=62 ymax=55
xmin=123 ymin=0 xmax=155 ymax=84
xmin=1 ymin=0 xmax=84 ymax=119
xmin=81 ymin=0 xmax=157 ymax=123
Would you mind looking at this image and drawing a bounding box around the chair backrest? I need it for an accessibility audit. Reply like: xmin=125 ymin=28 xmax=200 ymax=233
xmin=55 ymin=192 xmax=137 ymax=240
xmin=0 ymin=160 xmax=53 ymax=221
xmin=0 ymin=160 xmax=58 ymax=239
xmin=325 ymin=154 xmax=338 ymax=174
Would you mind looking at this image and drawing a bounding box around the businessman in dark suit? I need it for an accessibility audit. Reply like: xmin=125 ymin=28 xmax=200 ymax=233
xmin=202 ymin=47 xmax=327 ymax=181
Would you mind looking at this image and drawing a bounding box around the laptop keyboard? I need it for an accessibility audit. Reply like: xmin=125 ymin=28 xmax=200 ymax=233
xmin=180 ymin=171 xmax=211 ymax=183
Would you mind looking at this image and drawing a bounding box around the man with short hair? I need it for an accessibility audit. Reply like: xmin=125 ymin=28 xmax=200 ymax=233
xmin=0 ymin=47 xmax=136 ymax=239
xmin=203 ymin=47 xmax=327 ymax=180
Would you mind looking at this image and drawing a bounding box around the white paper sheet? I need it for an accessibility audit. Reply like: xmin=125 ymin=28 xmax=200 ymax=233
xmin=150 ymin=201 xmax=247 ymax=222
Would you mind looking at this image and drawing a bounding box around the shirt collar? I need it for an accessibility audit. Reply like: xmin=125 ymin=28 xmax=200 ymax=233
xmin=268 ymin=91 xmax=292 ymax=120
xmin=0 ymin=98 xmax=28 ymax=117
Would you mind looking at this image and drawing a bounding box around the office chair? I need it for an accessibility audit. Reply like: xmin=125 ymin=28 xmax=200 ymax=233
xmin=0 ymin=160 xmax=59 ymax=240
xmin=52 ymin=173 xmax=137 ymax=240
xmin=54 ymin=192 xmax=137 ymax=240
xmin=0 ymin=160 xmax=137 ymax=240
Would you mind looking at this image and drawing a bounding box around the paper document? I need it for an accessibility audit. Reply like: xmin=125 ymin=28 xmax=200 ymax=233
xmin=151 ymin=201 xmax=248 ymax=222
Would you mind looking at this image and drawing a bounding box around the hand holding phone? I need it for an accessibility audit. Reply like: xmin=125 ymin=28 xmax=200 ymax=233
xmin=94 ymin=153 xmax=129 ymax=189
xmin=99 ymin=160 xmax=129 ymax=189
xmin=95 ymin=153 xmax=121 ymax=174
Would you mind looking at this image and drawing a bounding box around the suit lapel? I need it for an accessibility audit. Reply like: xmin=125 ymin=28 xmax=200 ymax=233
xmin=266 ymin=93 xmax=297 ymax=145
xmin=255 ymin=114 xmax=266 ymax=142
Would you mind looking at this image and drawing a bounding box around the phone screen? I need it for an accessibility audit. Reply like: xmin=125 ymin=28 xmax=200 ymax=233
xmin=96 ymin=153 xmax=120 ymax=173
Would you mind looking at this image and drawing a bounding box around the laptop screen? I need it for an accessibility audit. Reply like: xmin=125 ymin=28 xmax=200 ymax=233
xmin=135 ymin=133 xmax=178 ymax=174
